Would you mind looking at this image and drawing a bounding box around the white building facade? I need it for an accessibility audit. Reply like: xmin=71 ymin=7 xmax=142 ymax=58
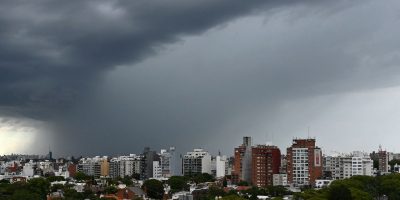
xmin=182 ymin=149 xmax=212 ymax=176
xmin=109 ymin=154 xmax=143 ymax=178
xmin=273 ymin=174 xmax=288 ymax=186
xmin=292 ymin=148 xmax=310 ymax=186
xmin=152 ymin=161 xmax=162 ymax=179
xmin=159 ymin=147 xmax=181 ymax=177
xmin=323 ymin=151 xmax=373 ymax=180
xmin=215 ymin=155 xmax=227 ymax=178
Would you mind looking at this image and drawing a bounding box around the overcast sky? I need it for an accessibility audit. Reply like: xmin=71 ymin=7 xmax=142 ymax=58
xmin=1 ymin=0 xmax=400 ymax=157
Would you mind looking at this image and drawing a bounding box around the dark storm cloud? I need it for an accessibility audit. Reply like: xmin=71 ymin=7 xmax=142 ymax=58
xmin=0 ymin=0 xmax=328 ymax=154
xmin=47 ymin=0 xmax=400 ymax=156
xmin=0 ymin=0 xmax=314 ymax=117
xmin=3 ymin=0 xmax=400 ymax=155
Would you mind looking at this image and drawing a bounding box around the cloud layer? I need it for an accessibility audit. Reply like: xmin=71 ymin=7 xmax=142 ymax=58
xmin=1 ymin=0 xmax=400 ymax=156
xmin=0 ymin=0 xmax=295 ymax=116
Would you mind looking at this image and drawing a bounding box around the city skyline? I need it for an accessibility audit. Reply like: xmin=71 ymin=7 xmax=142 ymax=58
xmin=0 ymin=136 xmax=390 ymax=160
xmin=2 ymin=0 xmax=400 ymax=156
xmin=0 ymin=136 xmax=394 ymax=199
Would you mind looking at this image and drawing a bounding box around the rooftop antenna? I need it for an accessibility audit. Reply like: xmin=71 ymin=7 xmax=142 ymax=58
xmin=307 ymin=126 xmax=310 ymax=139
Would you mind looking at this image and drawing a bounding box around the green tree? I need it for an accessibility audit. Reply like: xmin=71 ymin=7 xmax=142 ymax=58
xmin=188 ymin=173 xmax=215 ymax=184
xmin=82 ymin=188 xmax=97 ymax=199
xmin=74 ymin=172 xmax=90 ymax=182
xmin=9 ymin=189 xmax=41 ymax=200
xmin=0 ymin=182 xmax=19 ymax=199
xmin=64 ymin=188 xmax=84 ymax=200
xmin=293 ymin=176 xmax=378 ymax=200
xmin=243 ymin=186 xmax=269 ymax=200
xmin=50 ymin=183 xmax=65 ymax=192
xmin=47 ymin=176 xmax=65 ymax=182
xmin=237 ymin=181 xmax=249 ymax=186
xmin=221 ymin=194 xmax=246 ymax=200
xmin=104 ymin=186 xmax=118 ymax=194
xmin=349 ymin=188 xmax=373 ymax=200
xmin=379 ymin=174 xmax=400 ymax=199
xmin=27 ymin=178 xmax=50 ymax=199
xmin=373 ymin=159 xmax=379 ymax=170
xmin=143 ymin=179 xmax=164 ymax=199
xmin=223 ymin=178 xmax=228 ymax=187
xmin=266 ymin=185 xmax=290 ymax=197
xmin=106 ymin=178 xmax=118 ymax=186
xmin=294 ymin=188 xmax=328 ymax=200
xmin=207 ymin=185 xmax=226 ymax=199
xmin=120 ymin=176 xmax=134 ymax=186
xmin=168 ymin=176 xmax=189 ymax=192
xmin=328 ymin=184 xmax=352 ymax=200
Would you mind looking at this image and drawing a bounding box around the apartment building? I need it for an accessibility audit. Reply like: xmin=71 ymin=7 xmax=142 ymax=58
xmin=182 ymin=149 xmax=212 ymax=176
xmin=286 ymin=138 xmax=322 ymax=186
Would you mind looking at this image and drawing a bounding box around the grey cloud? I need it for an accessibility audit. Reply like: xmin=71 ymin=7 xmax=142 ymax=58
xmin=0 ymin=0 xmax=307 ymax=117
xmin=0 ymin=0 xmax=325 ymax=154
xmin=2 ymin=0 xmax=399 ymax=155
xmin=50 ymin=0 xmax=400 ymax=156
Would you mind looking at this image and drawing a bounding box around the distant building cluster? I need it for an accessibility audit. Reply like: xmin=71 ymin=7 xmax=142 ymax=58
xmin=230 ymin=137 xmax=395 ymax=188
xmin=0 ymin=136 xmax=398 ymax=191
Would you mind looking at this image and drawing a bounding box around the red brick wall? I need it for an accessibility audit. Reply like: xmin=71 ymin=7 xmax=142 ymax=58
xmin=251 ymin=146 xmax=281 ymax=187
xmin=233 ymin=146 xmax=246 ymax=183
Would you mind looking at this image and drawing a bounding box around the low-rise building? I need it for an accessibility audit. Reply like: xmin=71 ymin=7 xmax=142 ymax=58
xmin=273 ymin=174 xmax=288 ymax=186
xmin=323 ymin=151 xmax=373 ymax=180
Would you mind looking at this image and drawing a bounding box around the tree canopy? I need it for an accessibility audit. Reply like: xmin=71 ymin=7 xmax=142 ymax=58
xmin=168 ymin=176 xmax=189 ymax=192
xmin=294 ymin=174 xmax=400 ymax=200
xmin=143 ymin=179 xmax=164 ymax=199
xmin=0 ymin=178 xmax=50 ymax=200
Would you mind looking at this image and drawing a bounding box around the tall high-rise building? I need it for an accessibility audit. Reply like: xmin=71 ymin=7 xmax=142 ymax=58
xmin=48 ymin=151 xmax=53 ymax=160
xmin=233 ymin=136 xmax=252 ymax=184
xmin=215 ymin=155 xmax=227 ymax=178
xmin=211 ymin=154 xmax=228 ymax=178
xmin=251 ymin=145 xmax=281 ymax=187
xmin=233 ymin=137 xmax=281 ymax=186
xmin=109 ymin=159 xmax=120 ymax=179
xmin=159 ymin=147 xmax=181 ymax=177
xmin=143 ymin=147 xmax=160 ymax=179
xmin=378 ymin=146 xmax=389 ymax=173
xmin=286 ymin=138 xmax=322 ymax=186
xmin=100 ymin=158 xmax=109 ymax=177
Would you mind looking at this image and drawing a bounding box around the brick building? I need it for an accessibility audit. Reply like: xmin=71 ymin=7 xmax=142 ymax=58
xmin=233 ymin=137 xmax=251 ymax=184
xmin=67 ymin=163 xmax=77 ymax=177
xmin=251 ymin=145 xmax=281 ymax=187
xmin=286 ymin=138 xmax=322 ymax=186
xmin=233 ymin=137 xmax=281 ymax=187
xmin=378 ymin=146 xmax=389 ymax=173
